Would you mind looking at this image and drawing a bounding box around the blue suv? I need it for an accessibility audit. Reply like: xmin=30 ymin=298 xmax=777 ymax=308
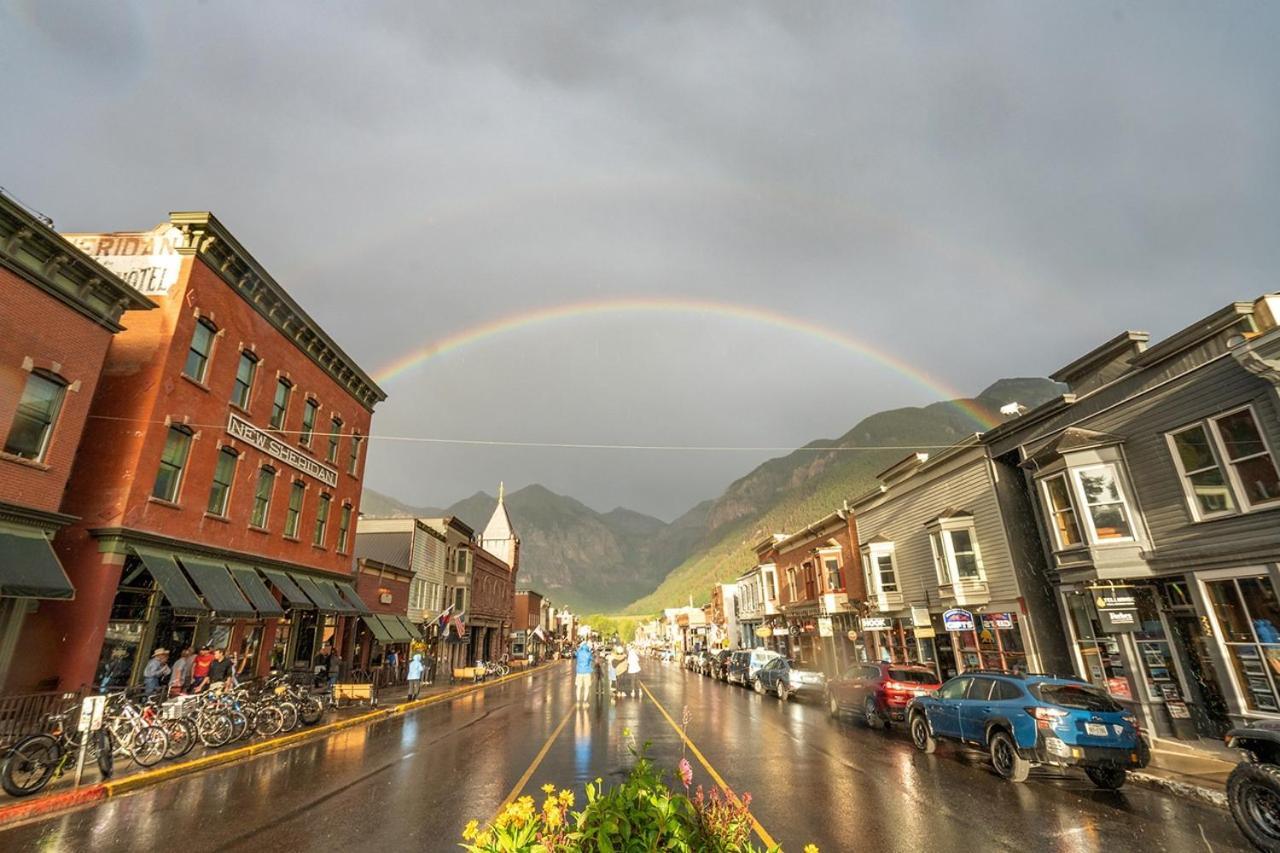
xmin=906 ymin=671 xmax=1149 ymax=788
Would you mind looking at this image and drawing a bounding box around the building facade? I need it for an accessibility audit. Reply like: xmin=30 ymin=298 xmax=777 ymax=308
xmin=351 ymin=556 xmax=417 ymax=674
xmin=512 ymin=589 xmax=547 ymax=660
xmin=0 ymin=193 xmax=155 ymax=689
xmin=14 ymin=212 xmax=385 ymax=692
xmin=424 ymin=516 xmax=474 ymax=671
xmin=983 ymin=293 xmax=1280 ymax=740
xmin=850 ymin=438 xmax=1071 ymax=683
xmin=708 ymin=583 xmax=738 ymax=650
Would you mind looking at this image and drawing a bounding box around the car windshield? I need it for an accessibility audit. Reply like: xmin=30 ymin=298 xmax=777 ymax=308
xmin=888 ymin=669 xmax=936 ymax=684
xmin=1030 ymin=683 xmax=1124 ymax=712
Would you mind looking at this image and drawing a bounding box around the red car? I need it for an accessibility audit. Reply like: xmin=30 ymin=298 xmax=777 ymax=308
xmin=826 ymin=662 xmax=941 ymax=728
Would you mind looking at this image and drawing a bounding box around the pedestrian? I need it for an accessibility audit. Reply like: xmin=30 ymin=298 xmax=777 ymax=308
xmin=326 ymin=648 xmax=343 ymax=689
xmin=143 ymin=648 xmax=170 ymax=697
xmin=594 ymin=646 xmax=608 ymax=698
xmin=574 ymin=639 xmax=594 ymax=707
xmin=191 ymin=645 xmax=215 ymax=692
xmin=99 ymin=648 xmax=131 ymax=692
xmin=207 ymin=648 xmax=234 ymax=690
xmin=313 ymin=643 xmax=332 ymax=688
xmin=626 ymin=645 xmax=641 ymax=698
xmin=169 ymin=646 xmax=195 ymax=696
xmin=607 ymin=649 xmax=621 ymax=703
xmin=407 ymin=653 xmax=424 ymax=700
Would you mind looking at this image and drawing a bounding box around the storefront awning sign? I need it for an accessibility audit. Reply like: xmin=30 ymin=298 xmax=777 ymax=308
xmin=771 ymin=627 xmax=788 ymax=636
xmin=0 ymin=523 xmax=75 ymax=600
xmin=1092 ymin=588 xmax=1139 ymax=633
xmin=754 ymin=626 xmax=771 ymax=638
xmin=982 ymin=613 xmax=1014 ymax=630
xmin=860 ymin=616 xmax=891 ymax=631
xmin=942 ymin=609 xmax=975 ymax=632
xmin=817 ymin=617 xmax=834 ymax=637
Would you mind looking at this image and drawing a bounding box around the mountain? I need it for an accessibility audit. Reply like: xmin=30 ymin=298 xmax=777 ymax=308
xmin=360 ymin=483 xmax=682 ymax=613
xmin=621 ymin=377 xmax=1064 ymax=613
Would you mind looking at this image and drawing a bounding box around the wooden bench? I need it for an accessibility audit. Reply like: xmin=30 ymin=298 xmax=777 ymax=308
xmin=333 ymin=682 xmax=376 ymax=707
xmin=452 ymin=667 xmax=481 ymax=683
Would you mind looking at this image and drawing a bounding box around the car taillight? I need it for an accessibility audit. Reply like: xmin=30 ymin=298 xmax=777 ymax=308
xmin=1025 ymin=706 xmax=1068 ymax=729
xmin=884 ymin=681 xmax=910 ymax=692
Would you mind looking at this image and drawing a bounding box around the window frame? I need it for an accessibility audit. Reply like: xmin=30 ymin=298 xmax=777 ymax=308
xmin=152 ymin=425 xmax=194 ymax=503
xmin=183 ymin=318 xmax=218 ymax=384
xmin=313 ymin=493 xmax=331 ymax=547
xmin=336 ymin=503 xmax=353 ymax=553
xmin=3 ymin=369 xmax=67 ymax=462
xmin=299 ymin=399 xmax=319 ymax=447
xmin=1040 ymin=473 xmax=1086 ymax=550
xmin=820 ymin=551 xmax=843 ymax=592
xmin=943 ymin=526 xmax=985 ymax=583
xmin=206 ymin=446 xmax=240 ymax=517
xmin=250 ymin=465 xmax=276 ymax=529
xmin=326 ymin=416 xmax=343 ymax=464
xmin=269 ymin=379 xmax=292 ymax=430
xmin=861 ymin=543 xmax=899 ymax=595
xmin=1168 ymin=405 xmax=1280 ymax=520
xmin=348 ymin=433 xmax=363 ymax=476
xmin=283 ymin=480 xmax=305 ymax=539
xmin=1071 ymin=463 xmax=1137 ymax=544
xmin=231 ymin=350 xmax=258 ymax=410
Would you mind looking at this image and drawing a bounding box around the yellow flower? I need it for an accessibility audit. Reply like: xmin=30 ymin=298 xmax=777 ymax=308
xmin=541 ymin=783 xmax=556 ymax=794
xmin=462 ymin=819 xmax=479 ymax=841
xmin=475 ymin=830 xmax=491 ymax=847
xmin=804 ymin=845 xmax=820 ymax=853
xmin=545 ymin=807 xmax=563 ymax=829
xmin=558 ymin=789 xmax=575 ymax=807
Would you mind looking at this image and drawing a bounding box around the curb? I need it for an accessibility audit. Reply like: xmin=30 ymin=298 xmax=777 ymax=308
xmin=1129 ymin=771 xmax=1228 ymax=809
xmin=0 ymin=661 xmax=562 ymax=826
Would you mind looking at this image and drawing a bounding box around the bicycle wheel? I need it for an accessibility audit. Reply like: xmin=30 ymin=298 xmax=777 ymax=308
xmin=162 ymin=717 xmax=197 ymax=759
xmin=253 ymin=706 xmax=284 ymax=737
xmin=299 ymin=696 xmax=324 ymax=726
xmin=96 ymin=729 xmax=114 ymax=778
xmin=128 ymin=725 xmax=169 ymax=767
xmin=228 ymin=710 xmax=250 ymax=741
xmin=2 ymin=735 xmax=60 ymax=797
xmin=197 ymin=712 xmax=233 ymax=748
xmin=277 ymin=701 xmax=299 ymax=732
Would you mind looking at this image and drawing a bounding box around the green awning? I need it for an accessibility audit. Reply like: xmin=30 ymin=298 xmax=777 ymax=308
xmin=179 ymin=558 xmax=256 ymax=617
xmin=133 ymin=549 xmax=207 ymax=613
xmin=334 ymin=581 xmax=372 ymax=614
xmin=0 ymin=524 xmax=74 ymax=599
xmin=376 ymin=614 xmax=414 ymax=643
xmin=316 ymin=579 xmax=358 ymax=614
xmin=228 ymin=565 xmax=285 ymax=617
xmin=259 ymin=568 xmax=314 ymax=610
xmin=396 ymin=615 xmax=425 ymax=640
xmin=361 ymin=614 xmax=396 ymax=643
xmin=290 ymin=574 xmax=347 ymax=612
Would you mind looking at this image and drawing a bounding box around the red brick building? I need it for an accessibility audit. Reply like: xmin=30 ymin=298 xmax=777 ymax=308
xmin=772 ymin=506 xmax=864 ymax=675
xmin=10 ymin=211 xmax=386 ymax=692
xmin=512 ymin=589 xmax=546 ymax=660
xmin=352 ymin=557 xmax=416 ymax=673
xmin=470 ymin=488 xmax=519 ymax=663
xmin=0 ymin=192 xmax=155 ymax=689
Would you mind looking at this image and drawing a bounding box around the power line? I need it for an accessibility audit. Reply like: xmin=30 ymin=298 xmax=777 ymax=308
xmin=85 ymin=415 xmax=960 ymax=452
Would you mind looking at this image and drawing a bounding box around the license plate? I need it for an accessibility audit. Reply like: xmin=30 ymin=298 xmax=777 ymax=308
xmin=1085 ymin=722 xmax=1108 ymax=737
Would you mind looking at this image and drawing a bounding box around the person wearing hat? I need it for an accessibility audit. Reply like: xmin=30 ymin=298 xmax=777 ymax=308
xmin=143 ymin=647 xmax=171 ymax=697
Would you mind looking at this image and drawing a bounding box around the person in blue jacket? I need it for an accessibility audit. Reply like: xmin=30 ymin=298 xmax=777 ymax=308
xmin=574 ymin=640 xmax=594 ymax=707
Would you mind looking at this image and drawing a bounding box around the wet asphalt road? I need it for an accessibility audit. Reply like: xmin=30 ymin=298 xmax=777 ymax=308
xmin=0 ymin=659 xmax=1249 ymax=852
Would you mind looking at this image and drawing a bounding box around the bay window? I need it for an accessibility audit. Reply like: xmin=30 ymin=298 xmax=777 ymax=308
xmin=1072 ymin=464 xmax=1135 ymax=541
xmin=1041 ymin=474 xmax=1084 ymax=548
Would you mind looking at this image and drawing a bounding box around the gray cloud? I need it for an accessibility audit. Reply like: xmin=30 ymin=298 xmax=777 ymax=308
xmin=3 ymin=1 xmax=1276 ymax=518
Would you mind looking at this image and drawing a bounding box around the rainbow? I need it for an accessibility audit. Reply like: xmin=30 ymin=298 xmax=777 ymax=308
xmin=372 ymin=297 xmax=998 ymax=429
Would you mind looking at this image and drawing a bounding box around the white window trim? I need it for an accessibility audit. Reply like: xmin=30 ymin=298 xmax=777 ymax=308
xmin=1196 ymin=567 xmax=1280 ymax=719
xmin=1168 ymin=405 xmax=1280 ymax=521
xmin=1070 ymin=463 xmax=1137 ymax=545
xmin=861 ymin=542 xmax=899 ymax=595
xmin=1039 ymin=473 xmax=1087 ymax=552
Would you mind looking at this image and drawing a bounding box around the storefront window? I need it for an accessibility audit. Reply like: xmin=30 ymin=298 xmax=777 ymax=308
xmin=1206 ymin=576 xmax=1280 ymax=712
xmin=270 ymin=619 xmax=293 ymax=671
xmin=239 ymin=626 xmax=263 ymax=681
xmin=1066 ymin=592 xmax=1134 ymax=699
xmin=1133 ymin=587 xmax=1179 ymax=701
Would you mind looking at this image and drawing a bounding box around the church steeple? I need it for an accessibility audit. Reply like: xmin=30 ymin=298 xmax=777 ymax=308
xmin=481 ymin=482 xmax=519 ymax=569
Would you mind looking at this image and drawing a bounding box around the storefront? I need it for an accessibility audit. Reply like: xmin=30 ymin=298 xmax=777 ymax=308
xmin=856 ymin=605 xmax=1029 ymax=683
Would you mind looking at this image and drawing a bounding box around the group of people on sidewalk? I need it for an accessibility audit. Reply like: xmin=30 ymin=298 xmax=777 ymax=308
xmin=134 ymin=645 xmax=244 ymax=697
xmin=574 ymin=640 xmax=642 ymax=707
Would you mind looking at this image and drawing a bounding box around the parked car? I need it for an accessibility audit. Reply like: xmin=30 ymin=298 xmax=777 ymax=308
xmin=1225 ymin=719 xmax=1280 ymax=852
xmin=726 ymin=648 xmax=781 ymax=687
xmin=827 ymin=662 xmax=941 ymax=728
xmin=906 ymin=672 xmax=1148 ymax=788
xmin=753 ymin=657 xmax=826 ymax=701
xmin=693 ymin=650 xmax=716 ymax=676
xmin=708 ymin=649 xmax=735 ymax=681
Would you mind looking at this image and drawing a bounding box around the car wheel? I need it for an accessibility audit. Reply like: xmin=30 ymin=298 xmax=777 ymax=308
xmin=864 ymin=697 xmax=884 ymax=730
xmin=1229 ymin=762 xmax=1280 ymax=852
xmin=777 ymin=681 xmax=789 ymax=702
xmin=910 ymin=713 xmax=936 ymax=754
xmin=1085 ymin=766 xmax=1127 ymax=790
xmin=828 ymin=693 xmax=840 ymax=718
xmin=989 ymin=730 xmax=1030 ymax=782
xmin=754 ymin=678 xmax=765 ymax=695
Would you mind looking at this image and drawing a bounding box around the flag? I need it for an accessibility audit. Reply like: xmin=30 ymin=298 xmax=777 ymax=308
xmin=532 ymin=626 xmax=548 ymax=644
xmin=453 ymin=611 xmax=466 ymax=638
xmin=436 ymin=605 xmax=453 ymax=632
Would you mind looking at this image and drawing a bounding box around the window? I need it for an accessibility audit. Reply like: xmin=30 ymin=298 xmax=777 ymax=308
xmin=299 ymin=400 xmax=318 ymax=446
xmin=206 ymin=447 xmax=238 ymax=516
xmin=327 ymin=416 xmax=342 ymax=463
xmin=1072 ymin=464 xmax=1134 ymax=541
xmin=152 ymin=426 xmax=193 ymax=502
xmin=947 ymin=528 xmax=982 ymax=580
xmin=454 ymin=587 xmax=466 ymax=612
xmin=336 ymin=504 xmax=352 ymax=553
xmin=1206 ymin=576 xmax=1280 ymax=712
xmin=938 ymin=677 xmax=972 ymax=701
xmin=348 ymin=433 xmax=363 ymax=476
xmin=250 ymin=466 xmax=275 ymax=528
xmin=231 ymin=351 xmax=257 ymax=409
xmin=1216 ymin=409 xmax=1280 ymax=508
xmin=1042 ymin=474 xmax=1083 ymax=548
xmin=270 ymin=379 xmax=291 ymax=429
xmin=284 ymin=481 xmax=305 ymax=538
xmin=929 ymin=531 xmax=951 ymax=585
xmin=1170 ymin=424 xmax=1234 ymax=517
xmin=822 ymin=556 xmax=842 ymax=590
xmin=875 ymin=553 xmax=897 ymax=592
xmin=183 ymin=319 xmax=217 ymax=383
xmin=410 ymin=578 xmax=426 ymax=610
xmin=455 ymin=549 xmax=468 ymax=574
xmin=313 ymin=493 xmax=331 ymax=546
xmin=786 ymin=567 xmax=798 ymax=600
xmin=4 ymin=371 xmax=66 ymax=461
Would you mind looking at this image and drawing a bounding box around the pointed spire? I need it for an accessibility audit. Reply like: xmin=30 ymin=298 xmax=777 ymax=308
xmin=498 ymin=481 xmax=505 ymax=504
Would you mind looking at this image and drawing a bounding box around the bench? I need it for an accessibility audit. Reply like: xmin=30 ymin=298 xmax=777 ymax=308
xmin=333 ymin=682 xmax=376 ymax=707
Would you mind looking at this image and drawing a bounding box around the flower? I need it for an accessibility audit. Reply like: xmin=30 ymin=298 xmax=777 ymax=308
xmin=462 ymin=819 xmax=479 ymax=841
xmin=541 ymin=783 xmax=556 ymax=795
xmin=804 ymin=845 xmax=820 ymax=853
xmin=678 ymin=757 xmax=693 ymax=789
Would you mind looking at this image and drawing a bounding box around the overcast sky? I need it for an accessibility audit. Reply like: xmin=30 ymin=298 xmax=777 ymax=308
xmin=3 ymin=2 xmax=1277 ymax=520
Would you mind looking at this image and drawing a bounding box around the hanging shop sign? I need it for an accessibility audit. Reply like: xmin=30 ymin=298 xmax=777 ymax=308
xmin=755 ymin=626 xmax=772 ymax=638
xmin=772 ymin=627 xmax=788 ymax=636
xmin=911 ymin=606 xmax=936 ymax=638
xmin=817 ymin=617 xmax=834 ymax=637
xmin=227 ymin=412 xmax=339 ymax=487
xmin=860 ymin=616 xmax=891 ymax=631
xmin=983 ymin=613 xmax=1014 ymax=630
xmin=847 ymin=630 xmax=860 ymax=642
xmin=942 ymin=609 xmax=975 ymax=632
xmin=1091 ymin=586 xmax=1140 ymax=634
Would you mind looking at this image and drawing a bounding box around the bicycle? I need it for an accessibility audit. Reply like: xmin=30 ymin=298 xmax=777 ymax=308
xmin=2 ymin=711 xmax=113 ymax=797
xmin=102 ymin=691 xmax=169 ymax=767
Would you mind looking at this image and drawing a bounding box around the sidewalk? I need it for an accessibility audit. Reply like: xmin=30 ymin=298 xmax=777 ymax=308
xmin=1129 ymin=736 xmax=1236 ymax=807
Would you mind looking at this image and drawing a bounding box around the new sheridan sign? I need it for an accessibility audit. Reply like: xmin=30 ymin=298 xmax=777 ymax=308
xmin=227 ymin=412 xmax=338 ymax=488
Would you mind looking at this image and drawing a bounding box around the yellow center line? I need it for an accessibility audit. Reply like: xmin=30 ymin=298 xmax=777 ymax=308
xmin=489 ymin=703 xmax=575 ymax=823
xmin=639 ymin=679 xmax=778 ymax=850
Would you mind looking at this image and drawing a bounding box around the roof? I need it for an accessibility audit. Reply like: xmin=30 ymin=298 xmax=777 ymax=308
xmin=1021 ymin=427 xmax=1124 ymax=469
xmin=482 ymin=483 xmax=516 ymax=544
xmin=353 ymin=530 xmax=412 ymax=571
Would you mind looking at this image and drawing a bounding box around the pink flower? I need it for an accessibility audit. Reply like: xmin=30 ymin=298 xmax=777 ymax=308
xmin=678 ymin=758 xmax=693 ymax=789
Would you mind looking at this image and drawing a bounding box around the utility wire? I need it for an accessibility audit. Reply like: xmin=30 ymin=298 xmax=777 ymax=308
xmin=85 ymin=414 xmax=961 ymax=452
